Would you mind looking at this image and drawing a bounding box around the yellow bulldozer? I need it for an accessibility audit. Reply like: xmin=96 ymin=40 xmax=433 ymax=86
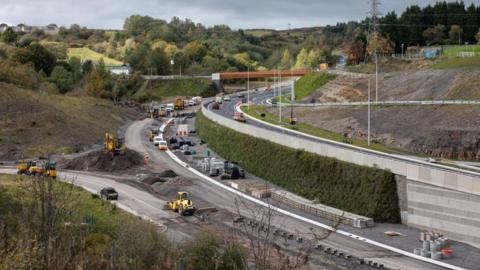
xmin=104 ymin=132 xmax=126 ymax=156
xmin=165 ymin=192 xmax=196 ymax=215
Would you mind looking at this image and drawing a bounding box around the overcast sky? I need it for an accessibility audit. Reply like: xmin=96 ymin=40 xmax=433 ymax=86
xmin=1 ymin=0 xmax=480 ymax=30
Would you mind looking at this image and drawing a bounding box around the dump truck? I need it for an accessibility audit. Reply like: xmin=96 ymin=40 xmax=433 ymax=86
xmin=174 ymin=98 xmax=184 ymax=110
xmin=233 ymin=112 xmax=246 ymax=123
xmin=166 ymin=191 xmax=196 ymax=215
xmin=16 ymin=160 xmax=36 ymax=175
xmin=104 ymin=132 xmax=126 ymax=156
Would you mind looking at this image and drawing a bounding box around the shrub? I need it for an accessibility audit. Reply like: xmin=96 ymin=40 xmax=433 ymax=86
xmin=196 ymin=112 xmax=401 ymax=223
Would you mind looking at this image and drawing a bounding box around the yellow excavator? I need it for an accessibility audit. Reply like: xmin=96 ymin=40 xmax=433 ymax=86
xmin=104 ymin=132 xmax=126 ymax=156
xmin=166 ymin=192 xmax=196 ymax=215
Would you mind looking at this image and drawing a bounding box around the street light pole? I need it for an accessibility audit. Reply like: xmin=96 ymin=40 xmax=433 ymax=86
xmin=247 ymin=66 xmax=250 ymax=109
xmin=279 ymin=70 xmax=282 ymax=123
xmin=368 ymin=78 xmax=371 ymax=146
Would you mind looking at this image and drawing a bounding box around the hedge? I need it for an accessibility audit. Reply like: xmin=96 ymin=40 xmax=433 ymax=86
xmin=196 ymin=111 xmax=401 ymax=223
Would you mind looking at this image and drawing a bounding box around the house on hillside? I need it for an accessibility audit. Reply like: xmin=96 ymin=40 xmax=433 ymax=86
xmin=0 ymin=23 xmax=58 ymax=35
xmin=105 ymin=64 xmax=131 ymax=75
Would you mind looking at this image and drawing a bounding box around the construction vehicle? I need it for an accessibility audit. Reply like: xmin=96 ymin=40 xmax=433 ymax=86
xmin=150 ymin=107 xmax=159 ymax=118
xmin=104 ymin=132 xmax=126 ymax=156
xmin=166 ymin=192 xmax=196 ymax=215
xmin=43 ymin=161 xmax=57 ymax=178
xmin=233 ymin=112 xmax=246 ymax=123
xmin=16 ymin=160 xmax=36 ymax=175
xmin=149 ymin=129 xmax=160 ymax=141
xmin=28 ymin=162 xmax=45 ymax=176
xmin=174 ymin=98 xmax=184 ymax=110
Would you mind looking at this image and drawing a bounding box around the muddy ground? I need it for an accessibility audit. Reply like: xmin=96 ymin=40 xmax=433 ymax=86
xmin=60 ymin=149 xmax=144 ymax=172
xmin=289 ymin=69 xmax=480 ymax=160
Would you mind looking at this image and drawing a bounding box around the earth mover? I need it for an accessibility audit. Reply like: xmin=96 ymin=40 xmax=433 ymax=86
xmin=104 ymin=132 xmax=126 ymax=156
xmin=43 ymin=161 xmax=57 ymax=179
xmin=16 ymin=160 xmax=36 ymax=175
xmin=166 ymin=191 xmax=196 ymax=215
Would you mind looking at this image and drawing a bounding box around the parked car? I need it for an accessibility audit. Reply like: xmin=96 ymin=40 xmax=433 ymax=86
xmin=426 ymin=157 xmax=440 ymax=163
xmin=100 ymin=187 xmax=118 ymax=200
xmin=224 ymin=96 xmax=231 ymax=101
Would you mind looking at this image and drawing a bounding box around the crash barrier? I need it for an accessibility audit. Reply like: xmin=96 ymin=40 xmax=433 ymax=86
xmin=271 ymin=190 xmax=374 ymax=228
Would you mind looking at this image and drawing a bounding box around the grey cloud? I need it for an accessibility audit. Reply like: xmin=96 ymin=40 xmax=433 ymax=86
xmin=1 ymin=0 xmax=479 ymax=30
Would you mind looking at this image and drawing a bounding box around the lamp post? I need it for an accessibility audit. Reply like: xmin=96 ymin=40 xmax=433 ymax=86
xmin=247 ymin=66 xmax=250 ymax=109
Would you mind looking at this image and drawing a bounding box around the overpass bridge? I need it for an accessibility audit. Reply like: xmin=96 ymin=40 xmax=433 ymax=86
xmin=212 ymin=69 xmax=309 ymax=89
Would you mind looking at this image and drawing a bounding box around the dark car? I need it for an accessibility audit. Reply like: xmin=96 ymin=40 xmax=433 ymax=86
xmin=100 ymin=187 xmax=119 ymax=200
xmin=237 ymin=93 xmax=245 ymax=98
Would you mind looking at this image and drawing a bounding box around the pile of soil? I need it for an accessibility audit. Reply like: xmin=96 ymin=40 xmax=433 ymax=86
xmin=141 ymin=170 xmax=179 ymax=185
xmin=61 ymin=149 xmax=143 ymax=172
xmin=164 ymin=177 xmax=192 ymax=186
xmin=142 ymin=175 xmax=167 ymax=185
xmin=159 ymin=169 xmax=177 ymax=178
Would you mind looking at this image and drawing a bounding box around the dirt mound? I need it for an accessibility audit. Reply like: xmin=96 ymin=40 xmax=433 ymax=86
xmin=164 ymin=177 xmax=192 ymax=186
xmin=159 ymin=169 xmax=177 ymax=178
xmin=61 ymin=149 xmax=143 ymax=172
xmin=141 ymin=175 xmax=167 ymax=185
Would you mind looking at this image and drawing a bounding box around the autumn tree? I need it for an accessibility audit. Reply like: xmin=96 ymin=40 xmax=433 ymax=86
xmin=423 ymin=25 xmax=446 ymax=45
xmin=449 ymin=25 xmax=463 ymax=44
xmin=367 ymin=33 xmax=394 ymax=56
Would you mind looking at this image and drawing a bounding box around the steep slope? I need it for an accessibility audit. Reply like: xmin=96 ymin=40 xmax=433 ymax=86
xmin=0 ymin=82 xmax=140 ymax=159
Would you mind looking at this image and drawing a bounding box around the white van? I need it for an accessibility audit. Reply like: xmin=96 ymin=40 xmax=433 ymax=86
xmin=158 ymin=140 xmax=168 ymax=151
xmin=153 ymin=136 xmax=163 ymax=146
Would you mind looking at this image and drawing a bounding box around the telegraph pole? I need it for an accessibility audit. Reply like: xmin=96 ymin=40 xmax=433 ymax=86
xmin=279 ymin=70 xmax=282 ymax=123
xmin=289 ymin=23 xmax=295 ymax=124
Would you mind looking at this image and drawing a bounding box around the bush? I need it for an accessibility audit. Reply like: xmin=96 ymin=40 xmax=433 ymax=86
xmin=196 ymin=112 xmax=401 ymax=223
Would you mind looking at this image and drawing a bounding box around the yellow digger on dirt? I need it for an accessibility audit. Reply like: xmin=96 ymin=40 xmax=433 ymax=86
xmin=165 ymin=192 xmax=196 ymax=215
xmin=104 ymin=132 xmax=126 ymax=156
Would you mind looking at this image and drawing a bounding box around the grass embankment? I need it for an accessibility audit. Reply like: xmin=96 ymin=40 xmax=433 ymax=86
xmin=432 ymin=45 xmax=480 ymax=69
xmin=243 ymin=105 xmax=411 ymax=155
xmin=135 ymin=78 xmax=218 ymax=102
xmin=0 ymin=174 xmax=246 ymax=270
xmin=294 ymin=72 xmax=336 ymax=100
xmin=0 ymin=174 xmax=173 ymax=269
xmin=67 ymin=47 xmax=122 ymax=65
xmin=196 ymin=112 xmax=400 ymax=223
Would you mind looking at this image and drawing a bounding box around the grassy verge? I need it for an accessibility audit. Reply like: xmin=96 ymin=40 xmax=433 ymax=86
xmin=243 ymin=105 xmax=412 ymax=155
xmin=294 ymin=72 xmax=336 ymax=100
xmin=432 ymin=55 xmax=480 ymax=69
xmin=67 ymin=47 xmax=122 ymax=65
xmin=196 ymin=112 xmax=400 ymax=222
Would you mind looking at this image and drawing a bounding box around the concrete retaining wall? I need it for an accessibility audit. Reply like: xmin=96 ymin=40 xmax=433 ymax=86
xmin=202 ymin=105 xmax=480 ymax=197
xmin=202 ymin=105 xmax=480 ymax=247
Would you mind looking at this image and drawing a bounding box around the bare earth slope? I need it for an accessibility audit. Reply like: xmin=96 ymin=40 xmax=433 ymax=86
xmin=0 ymin=82 xmax=140 ymax=160
xmin=284 ymin=69 xmax=480 ymax=160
